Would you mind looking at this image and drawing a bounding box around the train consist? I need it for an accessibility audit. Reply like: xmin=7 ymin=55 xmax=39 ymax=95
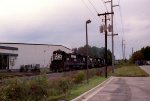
xmin=50 ymin=50 xmax=105 ymax=72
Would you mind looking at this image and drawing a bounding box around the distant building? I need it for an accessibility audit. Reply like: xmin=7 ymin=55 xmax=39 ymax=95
xmin=0 ymin=43 xmax=72 ymax=70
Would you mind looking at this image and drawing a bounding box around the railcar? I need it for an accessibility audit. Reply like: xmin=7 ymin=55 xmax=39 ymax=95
xmin=94 ymin=58 xmax=105 ymax=68
xmin=50 ymin=50 xmax=104 ymax=72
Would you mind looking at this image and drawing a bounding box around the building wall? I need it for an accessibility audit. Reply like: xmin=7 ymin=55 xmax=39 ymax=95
xmin=0 ymin=43 xmax=72 ymax=69
xmin=0 ymin=49 xmax=18 ymax=55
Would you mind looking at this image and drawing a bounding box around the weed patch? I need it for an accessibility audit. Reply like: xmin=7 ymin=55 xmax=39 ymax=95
xmin=110 ymin=65 xmax=149 ymax=77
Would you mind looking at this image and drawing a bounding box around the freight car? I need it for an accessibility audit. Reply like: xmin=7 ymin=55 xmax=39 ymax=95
xmin=50 ymin=50 xmax=104 ymax=72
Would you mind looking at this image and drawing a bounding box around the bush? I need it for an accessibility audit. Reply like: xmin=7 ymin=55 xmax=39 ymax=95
xmin=58 ymin=78 xmax=72 ymax=95
xmin=0 ymin=74 xmax=51 ymax=101
xmin=73 ymin=71 xmax=85 ymax=84
xmin=88 ymin=69 xmax=97 ymax=78
xmin=0 ymin=78 xmax=29 ymax=101
xmin=29 ymin=74 xmax=49 ymax=101
xmin=46 ymin=77 xmax=72 ymax=101
xmin=0 ymin=70 xmax=99 ymax=101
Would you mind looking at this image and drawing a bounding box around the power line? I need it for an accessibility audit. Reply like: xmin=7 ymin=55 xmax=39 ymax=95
xmin=87 ymin=0 xmax=99 ymax=14
xmin=119 ymin=5 xmax=125 ymax=39
xmin=113 ymin=14 xmax=119 ymax=35
xmin=81 ymin=0 xmax=100 ymax=22
xmin=91 ymin=0 xmax=104 ymax=13
xmin=118 ymin=0 xmax=124 ymax=37
xmin=113 ymin=30 xmax=122 ymax=60
xmin=101 ymin=0 xmax=109 ymax=12
xmin=118 ymin=0 xmax=126 ymax=60
xmin=114 ymin=22 xmax=118 ymax=34
xmin=110 ymin=0 xmax=122 ymax=60
xmin=118 ymin=0 xmax=121 ymax=5
xmin=100 ymin=0 xmax=111 ymax=20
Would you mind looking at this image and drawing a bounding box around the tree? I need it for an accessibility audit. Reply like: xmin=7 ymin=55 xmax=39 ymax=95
xmin=107 ymin=49 xmax=112 ymax=65
xmin=77 ymin=45 xmax=93 ymax=56
xmin=141 ymin=46 xmax=150 ymax=60
xmin=73 ymin=45 xmax=112 ymax=65
xmin=130 ymin=46 xmax=150 ymax=63
xmin=72 ymin=48 xmax=78 ymax=53
xmin=132 ymin=51 xmax=143 ymax=62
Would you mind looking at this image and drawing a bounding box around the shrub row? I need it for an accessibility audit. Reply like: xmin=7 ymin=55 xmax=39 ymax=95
xmin=0 ymin=75 xmax=72 ymax=101
xmin=0 ymin=75 xmax=49 ymax=101
xmin=0 ymin=68 xmax=103 ymax=101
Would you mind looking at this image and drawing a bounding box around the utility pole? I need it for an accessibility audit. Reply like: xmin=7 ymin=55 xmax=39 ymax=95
xmin=122 ymin=39 xmax=124 ymax=60
xmin=124 ymin=42 xmax=126 ymax=61
xmin=104 ymin=13 xmax=108 ymax=78
xmin=122 ymin=39 xmax=125 ymax=61
xmin=98 ymin=12 xmax=113 ymax=78
xmin=111 ymin=0 xmax=114 ymax=73
xmin=105 ymin=0 xmax=119 ymax=73
xmin=132 ymin=48 xmax=134 ymax=56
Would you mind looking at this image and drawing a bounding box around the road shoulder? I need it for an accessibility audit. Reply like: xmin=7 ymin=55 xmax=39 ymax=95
xmin=71 ymin=76 xmax=114 ymax=101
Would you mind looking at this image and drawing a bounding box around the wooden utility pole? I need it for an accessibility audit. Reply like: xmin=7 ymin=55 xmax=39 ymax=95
xmin=122 ymin=39 xmax=125 ymax=60
xmin=98 ymin=12 xmax=113 ymax=78
xmin=111 ymin=0 xmax=115 ymax=73
xmin=122 ymin=39 xmax=124 ymax=60
xmin=124 ymin=42 xmax=126 ymax=60
xmin=105 ymin=0 xmax=119 ymax=73
xmin=132 ymin=48 xmax=134 ymax=56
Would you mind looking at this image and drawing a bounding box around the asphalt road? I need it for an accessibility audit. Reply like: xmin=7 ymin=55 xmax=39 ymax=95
xmin=86 ymin=65 xmax=150 ymax=101
xmin=87 ymin=77 xmax=150 ymax=101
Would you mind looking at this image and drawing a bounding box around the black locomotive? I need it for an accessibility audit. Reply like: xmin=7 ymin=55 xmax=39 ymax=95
xmin=50 ymin=50 xmax=104 ymax=72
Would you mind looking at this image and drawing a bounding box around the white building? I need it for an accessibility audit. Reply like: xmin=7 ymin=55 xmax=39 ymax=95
xmin=0 ymin=43 xmax=72 ymax=70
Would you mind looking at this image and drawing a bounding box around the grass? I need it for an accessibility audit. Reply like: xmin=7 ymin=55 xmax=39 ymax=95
xmin=114 ymin=63 xmax=136 ymax=69
xmin=67 ymin=76 xmax=107 ymax=100
xmin=110 ymin=65 xmax=149 ymax=77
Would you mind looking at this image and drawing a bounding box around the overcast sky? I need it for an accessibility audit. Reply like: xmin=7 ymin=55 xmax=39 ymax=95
xmin=0 ymin=0 xmax=149 ymax=59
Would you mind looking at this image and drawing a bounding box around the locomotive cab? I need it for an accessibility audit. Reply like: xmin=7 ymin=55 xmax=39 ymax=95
xmin=50 ymin=50 xmax=66 ymax=72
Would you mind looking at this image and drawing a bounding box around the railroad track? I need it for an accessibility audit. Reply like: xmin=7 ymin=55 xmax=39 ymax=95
xmin=0 ymin=66 xmax=112 ymax=84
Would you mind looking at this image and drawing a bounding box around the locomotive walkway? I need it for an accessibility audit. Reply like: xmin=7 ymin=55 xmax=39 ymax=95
xmin=72 ymin=65 xmax=150 ymax=101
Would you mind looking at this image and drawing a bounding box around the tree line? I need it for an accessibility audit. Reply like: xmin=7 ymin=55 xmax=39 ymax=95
xmin=72 ymin=45 xmax=112 ymax=65
xmin=130 ymin=46 xmax=150 ymax=63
